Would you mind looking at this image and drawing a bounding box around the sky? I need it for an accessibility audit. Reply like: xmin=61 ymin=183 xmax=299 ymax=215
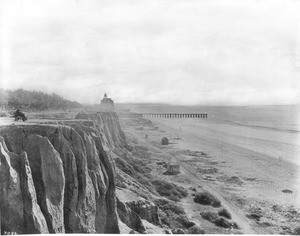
xmin=0 ymin=0 xmax=300 ymax=105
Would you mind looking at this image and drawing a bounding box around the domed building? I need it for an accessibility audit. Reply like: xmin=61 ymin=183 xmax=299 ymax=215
xmin=101 ymin=93 xmax=114 ymax=110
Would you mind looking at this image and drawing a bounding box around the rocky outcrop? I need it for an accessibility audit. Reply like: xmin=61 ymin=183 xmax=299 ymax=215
xmin=117 ymin=198 xmax=146 ymax=234
xmin=126 ymin=200 xmax=161 ymax=226
xmin=0 ymin=111 xmax=125 ymax=234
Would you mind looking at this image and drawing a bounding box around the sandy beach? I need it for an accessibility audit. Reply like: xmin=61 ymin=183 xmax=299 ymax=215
xmin=121 ymin=113 xmax=300 ymax=234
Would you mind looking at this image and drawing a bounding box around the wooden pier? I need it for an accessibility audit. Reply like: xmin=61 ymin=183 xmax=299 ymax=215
xmin=142 ymin=113 xmax=207 ymax=118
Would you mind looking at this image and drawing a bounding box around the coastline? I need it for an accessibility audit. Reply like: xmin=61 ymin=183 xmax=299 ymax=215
xmin=121 ymin=114 xmax=300 ymax=233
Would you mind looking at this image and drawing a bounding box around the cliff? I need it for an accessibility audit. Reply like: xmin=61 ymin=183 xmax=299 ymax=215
xmin=0 ymin=112 xmax=127 ymax=234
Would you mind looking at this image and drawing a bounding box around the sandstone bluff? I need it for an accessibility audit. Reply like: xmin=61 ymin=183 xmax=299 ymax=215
xmin=0 ymin=112 xmax=153 ymax=234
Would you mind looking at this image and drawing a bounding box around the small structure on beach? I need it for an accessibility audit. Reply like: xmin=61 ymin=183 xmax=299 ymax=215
xmin=101 ymin=93 xmax=114 ymax=111
xmin=165 ymin=162 xmax=180 ymax=175
xmin=161 ymin=137 xmax=169 ymax=145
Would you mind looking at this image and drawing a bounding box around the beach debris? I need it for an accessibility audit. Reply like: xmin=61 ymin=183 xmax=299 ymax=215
xmin=161 ymin=137 xmax=169 ymax=145
xmin=194 ymin=191 xmax=221 ymax=207
xmin=282 ymin=189 xmax=293 ymax=194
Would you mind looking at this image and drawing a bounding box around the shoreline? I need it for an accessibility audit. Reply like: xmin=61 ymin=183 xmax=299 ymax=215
xmin=121 ymin=115 xmax=300 ymax=233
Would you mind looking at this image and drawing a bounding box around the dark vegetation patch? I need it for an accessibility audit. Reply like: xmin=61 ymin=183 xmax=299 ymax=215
xmin=218 ymin=208 xmax=232 ymax=219
xmin=226 ymin=176 xmax=243 ymax=185
xmin=293 ymin=227 xmax=300 ymax=235
xmin=216 ymin=175 xmax=243 ymax=185
xmin=187 ymin=225 xmax=206 ymax=234
xmin=154 ymin=199 xmax=185 ymax=215
xmin=200 ymin=211 xmax=238 ymax=229
xmin=194 ymin=191 xmax=221 ymax=207
xmin=282 ymin=189 xmax=293 ymax=194
xmin=214 ymin=217 xmax=238 ymax=229
xmin=156 ymin=161 xmax=167 ymax=166
xmin=246 ymin=206 xmax=263 ymax=221
xmin=151 ymin=179 xmax=188 ymax=202
xmin=175 ymin=215 xmax=196 ymax=228
xmin=154 ymin=198 xmax=195 ymax=230
xmin=187 ymin=150 xmax=208 ymax=157
xmin=246 ymin=213 xmax=261 ymax=221
xmin=200 ymin=211 xmax=219 ymax=222
xmin=257 ymin=221 xmax=273 ymax=227
xmin=197 ymin=167 xmax=218 ymax=174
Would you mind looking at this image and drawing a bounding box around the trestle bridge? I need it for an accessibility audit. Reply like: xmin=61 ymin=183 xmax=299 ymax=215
xmin=142 ymin=113 xmax=207 ymax=118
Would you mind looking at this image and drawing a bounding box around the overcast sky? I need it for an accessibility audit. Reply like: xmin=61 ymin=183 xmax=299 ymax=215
xmin=1 ymin=0 xmax=300 ymax=105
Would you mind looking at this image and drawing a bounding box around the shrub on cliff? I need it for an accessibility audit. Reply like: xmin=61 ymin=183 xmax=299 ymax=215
xmin=214 ymin=217 xmax=233 ymax=228
xmin=154 ymin=198 xmax=197 ymax=230
xmin=194 ymin=191 xmax=221 ymax=207
xmin=187 ymin=225 xmax=206 ymax=234
xmin=151 ymin=179 xmax=188 ymax=201
xmin=201 ymin=211 xmax=238 ymax=229
xmin=154 ymin=198 xmax=185 ymax=215
xmin=175 ymin=215 xmax=195 ymax=228
xmin=200 ymin=211 xmax=219 ymax=222
xmin=293 ymin=227 xmax=300 ymax=235
xmin=218 ymin=208 xmax=231 ymax=219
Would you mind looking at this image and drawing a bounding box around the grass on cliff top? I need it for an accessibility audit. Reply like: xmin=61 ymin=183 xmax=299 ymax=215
xmin=151 ymin=179 xmax=188 ymax=202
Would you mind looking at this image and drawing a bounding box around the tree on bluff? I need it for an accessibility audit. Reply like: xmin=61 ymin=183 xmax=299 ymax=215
xmin=0 ymin=88 xmax=81 ymax=111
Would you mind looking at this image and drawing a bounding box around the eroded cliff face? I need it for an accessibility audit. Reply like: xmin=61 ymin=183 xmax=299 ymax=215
xmin=0 ymin=111 xmax=126 ymax=234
